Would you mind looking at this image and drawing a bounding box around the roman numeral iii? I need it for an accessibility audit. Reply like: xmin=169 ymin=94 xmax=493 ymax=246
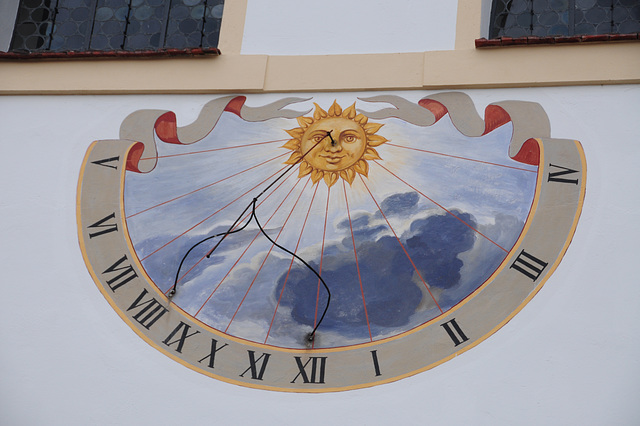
xmin=510 ymin=250 xmax=548 ymax=281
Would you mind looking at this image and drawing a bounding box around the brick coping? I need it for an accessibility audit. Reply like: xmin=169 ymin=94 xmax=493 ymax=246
xmin=476 ymin=33 xmax=639 ymax=48
xmin=0 ymin=47 xmax=221 ymax=60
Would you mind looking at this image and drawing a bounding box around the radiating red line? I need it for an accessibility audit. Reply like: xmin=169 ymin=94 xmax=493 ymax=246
xmin=386 ymin=143 xmax=537 ymax=173
xmin=343 ymin=180 xmax=372 ymax=342
xmin=143 ymin=165 xmax=289 ymax=263
xmin=225 ymin=178 xmax=311 ymax=333
xmin=312 ymin=187 xmax=330 ymax=349
xmin=171 ymin=171 xmax=295 ymax=296
xmin=128 ymin=152 xmax=288 ymax=218
xmin=265 ymin=181 xmax=319 ymax=344
xmin=374 ymin=161 xmax=508 ymax=253
xmin=361 ymin=177 xmax=443 ymax=314
xmin=194 ymin=173 xmax=298 ymax=317
xmin=138 ymin=139 xmax=287 ymax=161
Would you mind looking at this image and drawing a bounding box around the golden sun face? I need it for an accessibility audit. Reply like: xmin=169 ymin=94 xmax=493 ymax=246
xmin=283 ymin=101 xmax=388 ymax=187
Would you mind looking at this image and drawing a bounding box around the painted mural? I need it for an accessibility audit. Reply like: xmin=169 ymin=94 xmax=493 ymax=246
xmin=123 ymin=96 xmax=537 ymax=348
xmin=77 ymin=92 xmax=585 ymax=391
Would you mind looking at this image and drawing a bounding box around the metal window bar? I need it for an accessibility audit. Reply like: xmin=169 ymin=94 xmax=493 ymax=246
xmin=120 ymin=1 xmax=133 ymax=50
xmin=160 ymin=0 xmax=173 ymax=49
xmin=47 ymin=0 xmax=59 ymax=49
xmin=489 ymin=0 xmax=639 ymax=38
xmin=10 ymin=0 xmax=223 ymax=52
xmin=83 ymin=0 xmax=98 ymax=50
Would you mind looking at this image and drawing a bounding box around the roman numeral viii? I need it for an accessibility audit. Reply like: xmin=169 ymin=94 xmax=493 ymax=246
xmin=126 ymin=288 xmax=168 ymax=330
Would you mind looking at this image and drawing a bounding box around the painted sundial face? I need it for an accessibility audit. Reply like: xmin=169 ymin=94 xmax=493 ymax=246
xmin=284 ymin=101 xmax=387 ymax=187
xmin=78 ymin=93 xmax=585 ymax=391
xmin=300 ymin=117 xmax=367 ymax=172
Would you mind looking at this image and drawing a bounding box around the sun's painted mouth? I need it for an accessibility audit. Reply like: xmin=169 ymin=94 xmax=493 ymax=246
xmin=320 ymin=154 xmax=345 ymax=164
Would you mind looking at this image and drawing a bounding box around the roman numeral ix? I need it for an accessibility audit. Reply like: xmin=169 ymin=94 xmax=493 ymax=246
xmin=163 ymin=322 xmax=200 ymax=353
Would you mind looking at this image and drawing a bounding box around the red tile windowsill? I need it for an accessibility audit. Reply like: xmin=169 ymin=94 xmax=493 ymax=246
xmin=0 ymin=47 xmax=221 ymax=60
xmin=476 ymin=33 xmax=639 ymax=48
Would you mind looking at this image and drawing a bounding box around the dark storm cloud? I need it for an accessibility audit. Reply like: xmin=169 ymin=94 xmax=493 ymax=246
xmin=437 ymin=212 xmax=525 ymax=310
xmin=379 ymin=191 xmax=420 ymax=216
xmin=274 ymin=192 xmax=477 ymax=338
xmin=337 ymin=211 xmax=387 ymax=242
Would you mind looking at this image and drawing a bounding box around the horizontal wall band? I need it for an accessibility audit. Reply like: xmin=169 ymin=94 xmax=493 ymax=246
xmin=0 ymin=43 xmax=638 ymax=95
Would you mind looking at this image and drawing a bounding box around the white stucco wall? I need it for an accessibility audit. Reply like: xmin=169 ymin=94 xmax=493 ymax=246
xmin=241 ymin=0 xmax=459 ymax=55
xmin=1 ymin=85 xmax=639 ymax=425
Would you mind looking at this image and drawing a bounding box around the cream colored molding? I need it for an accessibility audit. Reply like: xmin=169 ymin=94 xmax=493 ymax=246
xmin=1 ymin=43 xmax=638 ymax=94
xmin=264 ymin=53 xmax=425 ymax=92
xmin=0 ymin=55 xmax=268 ymax=94
xmin=217 ymin=0 xmax=248 ymax=55
xmin=455 ymin=0 xmax=483 ymax=50
xmin=423 ymin=44 xmax=640 ymax=88
xmin=1 ymin=0 xmax=639 ymax=94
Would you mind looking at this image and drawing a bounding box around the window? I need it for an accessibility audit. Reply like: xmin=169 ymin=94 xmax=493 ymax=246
xmin=9 ymin=0 xmax=224 ymax=53
xmin=489 ymin=0 xmax=640 ymax=39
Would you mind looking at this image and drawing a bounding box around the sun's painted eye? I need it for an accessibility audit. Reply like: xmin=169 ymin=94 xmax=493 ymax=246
xmin=343 ymin=134 xmax=358 ymax=143
xmin=312 ymin=134 xmax=326 ymax=143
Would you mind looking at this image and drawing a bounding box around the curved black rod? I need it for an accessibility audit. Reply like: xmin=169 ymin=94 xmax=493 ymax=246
xmin=169 ymin=131 xmax=335 ymax=340
xmin=168 ymin=210 xmax=254 ymax=298
xmin=252 ymin=198 xmax=331 ymax=342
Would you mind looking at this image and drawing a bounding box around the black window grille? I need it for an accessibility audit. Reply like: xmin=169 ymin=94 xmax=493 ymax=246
xmin=489 ymin=0 xmax=640 ymax=39
xmin=10 ymin=0 xmax=225 ymax=52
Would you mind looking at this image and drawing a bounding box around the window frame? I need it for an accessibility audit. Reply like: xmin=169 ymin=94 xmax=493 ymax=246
xmin=0 ymin=0 xmax=637 ymax=93
xmin=5 ymin=0 xmax=224 ymax=56
xmin=486 ymin=0 xmax=640 ymax=41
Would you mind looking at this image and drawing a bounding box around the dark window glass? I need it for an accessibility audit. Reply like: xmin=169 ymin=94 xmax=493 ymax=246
xmin=9 ymin=0 xmax=224 ymax=52
xmin=489 ymin=0 xmax=640 ymax=38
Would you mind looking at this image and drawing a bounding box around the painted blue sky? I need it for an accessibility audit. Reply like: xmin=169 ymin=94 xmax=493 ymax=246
xmin=124 ymin=100 xmax=538 ymax=349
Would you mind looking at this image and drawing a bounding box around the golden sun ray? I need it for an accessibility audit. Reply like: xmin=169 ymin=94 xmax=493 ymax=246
xmin=282 ymin=101 xmax=388 ymax=187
